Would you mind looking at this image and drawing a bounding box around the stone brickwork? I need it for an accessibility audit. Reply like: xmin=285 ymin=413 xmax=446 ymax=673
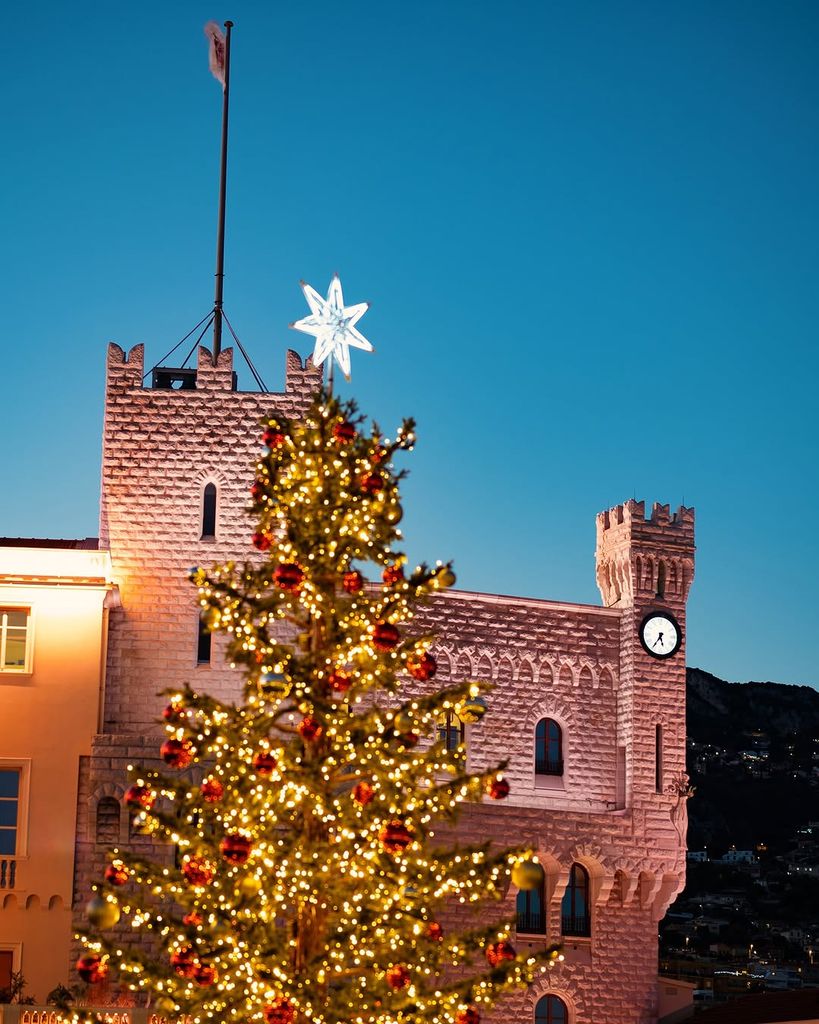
xmin=72 ymin=350 xmax=696 ymax=1024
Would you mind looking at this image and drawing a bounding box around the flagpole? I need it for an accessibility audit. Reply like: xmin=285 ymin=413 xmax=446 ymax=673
xmin=213 ymin=20 xmax=233 ymax=360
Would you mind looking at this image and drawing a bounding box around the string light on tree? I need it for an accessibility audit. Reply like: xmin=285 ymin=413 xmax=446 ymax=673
xmin=77 ymin=391 xmax=562 ymax=1024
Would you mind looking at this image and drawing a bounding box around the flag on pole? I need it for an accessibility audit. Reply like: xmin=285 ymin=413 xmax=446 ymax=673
xmin=204 ymin=21 xmax=227 ymax=88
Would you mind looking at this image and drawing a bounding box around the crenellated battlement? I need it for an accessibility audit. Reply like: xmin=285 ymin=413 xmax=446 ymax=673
xmin=596 ymin=499 xmax=695 ymax=534
xmin=104 ymin=343 xmax=321 ymax=400
xmin=594 ymin=498 xmax=695 ymax=608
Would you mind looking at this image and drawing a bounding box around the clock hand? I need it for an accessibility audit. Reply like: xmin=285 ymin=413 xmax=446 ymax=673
xmin=653 ymin=632 xmax=665 ymax=648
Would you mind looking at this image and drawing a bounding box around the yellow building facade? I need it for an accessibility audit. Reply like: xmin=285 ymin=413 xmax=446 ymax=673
xmin=0 ymin=542 xmax=113 ymax=1003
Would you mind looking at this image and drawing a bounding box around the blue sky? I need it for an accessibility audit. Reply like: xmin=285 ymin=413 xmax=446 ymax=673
xmin=3 ymin=1 xmax=818 ymax=687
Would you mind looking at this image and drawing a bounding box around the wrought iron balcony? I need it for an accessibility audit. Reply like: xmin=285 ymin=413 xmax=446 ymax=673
xmin=516 ymin=909 xmax=546 ymax=934
xmin=562 ymin=913 xmax=590 ymax=937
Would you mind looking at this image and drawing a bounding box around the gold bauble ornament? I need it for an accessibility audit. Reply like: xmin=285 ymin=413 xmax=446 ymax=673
xmin=435 ymin=567 xmax=456 ymax=589
xmin=393 ymin=710 xmax=414 ymax=734
xmin=457 ymin=696 xmax=487 ymax=724
xmin=511 ymin=861 xmax=544 ymax=891
xmin=86 ymin=894 xmax=121 ymax=930
xmin=238 ymin=874 xmax=262 ymax=897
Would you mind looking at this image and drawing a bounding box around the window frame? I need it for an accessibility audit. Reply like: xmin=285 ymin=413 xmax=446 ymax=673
xmin=437 ymin=709 xmax=465 ymax=752
xmin=0 ymin=605 xmax=33 ymax=675
xmin=201 ymin=482 xmax=217 ymax=540
xmin=197 ymin=614 xmax=212 ymax=667
xmin=535 ymin=717 xmax=564 ymax=777
xmin=0 ymin=760 xmax=31 ymax=860
xmin=516 ymin=878 xmax=547 ymax=936
xmin=534 ymin=993 xmax=568 ymax=1024
xmin=561 ymin=862 xmax=591 ymax=937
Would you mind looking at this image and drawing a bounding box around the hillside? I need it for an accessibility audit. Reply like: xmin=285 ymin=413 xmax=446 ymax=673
xmin=686 ymin=668 xmax=819 ymax=855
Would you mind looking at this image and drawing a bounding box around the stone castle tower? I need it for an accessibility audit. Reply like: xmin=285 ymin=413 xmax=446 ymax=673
xmin=72 ymin=343 xmax=696 ymax=1024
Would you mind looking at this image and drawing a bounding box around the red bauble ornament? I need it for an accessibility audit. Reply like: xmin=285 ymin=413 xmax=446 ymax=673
xmin=252 ymin=751 xmax=277 ymax=775
xmin=263 ymin=996 xmax=296 ymax=1024
xmin=371 ymin=446 xmax=388 ymax=464
xmin=220 ymin=833 xmax=252 ymax=865
xmin=333 ymin=420 xmax=357 ymax=443
xmin=124 ymin=784 xmax=155 ymax=810
xmin=486 ymin=941 xmax=516 ymax=967
xmin=456 ymin=1009 xmax=480 ymax=1024
xmin=486 ymin=777 xmax=510 ymax=800
xmin=182 ymin=856 xmax=214 ymax=887
xmin=194 ymin=964 xmax=216 ymax=987
xmin=264 ymin=427 xmax=286 ymax=448
xmin=385 ymin=964 xmax=410 ymax=990
xmin=397 ymin=732 xmax=419 ymax=749
xmin=426 ymin=921 xmax=443 ymax=942
xmin=379 ymin=820 xmax=413 ymax=853
xmin=328 ymin=670 xmax=352 ymax=693
xmin=298 ymin=717 xmax=323 ymax=742
xmin=382 ymin=564 xmax=404 ymax=586
xmin=361 ymin=472 xmax=385 ymax=495
xmin=183 ymin=911 xmax=203 ymax=927
xmin=252 ymin=531 xmax=273 ymax=551
xmin=163 ymin=701 xmax=186 ymax=722
xmin=274 ymin=562 xmax=304 ymax=592
xmin=407 ymin=652 xmax=437 ymax=681
xmin=201 ymin=777 xmax=224 ymax=802
xmin=373 ymin=622 xmax=400 ymax=651
xmin=76 ymin=953 xmax=108 ymax=985
xmin=170 ymin=946 xmax=197 ymax=978
xmin=104 ymin=863 xmax=129 ymax=887
xmin=342 ymin=570 xmax=364 ymax=593
xmin=161 ymin=738 xmax=195 ymax=769
xmin=353 ymin=781 xmax=375 ymax=805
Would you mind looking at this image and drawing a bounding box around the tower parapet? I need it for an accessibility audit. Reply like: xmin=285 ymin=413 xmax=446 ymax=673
xmin=595 ymin=499 xmax=695 ymax=608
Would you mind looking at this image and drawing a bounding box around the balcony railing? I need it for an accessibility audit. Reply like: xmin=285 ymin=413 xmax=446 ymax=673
xmin=516 ymin=909 xmax=546 ymax=934
xmin=0 ymin=857 xmax=16 ymax=889
xmin=535 ymin=758 xmax=564 ymax=776
xmin=562 ymin=913 xmax=591 ymax=937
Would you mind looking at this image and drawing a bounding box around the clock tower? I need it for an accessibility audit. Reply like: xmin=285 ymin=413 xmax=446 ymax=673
xmin=595 ymin=499 xmax=695 ymax=817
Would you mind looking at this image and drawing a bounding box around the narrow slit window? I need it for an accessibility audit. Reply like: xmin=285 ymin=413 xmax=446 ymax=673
xmin=201 ymin=483 xmax=217 ymax=539
xmin=657 ymin=562 xmax=666 ymax=597
xmin=197 ymin=616 xmax=212 ymax=666
xmin=655 ymin=724 xmax=663 ymax=793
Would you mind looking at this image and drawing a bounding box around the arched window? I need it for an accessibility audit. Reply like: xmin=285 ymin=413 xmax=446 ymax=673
xmin=437 ymin=711 xmax=464 ymax=752
xmin=535 ymin=718 xmax=563 ymax=776
xmin=561 ymin=863 xmax=590 ymax=936
xmin=657 ymin=561 xmax=666 ymax=597
xmin=535 ymin=995 xmax=567 ymax=1024
xmin=516 ymin=878 xmax=546 ymax=935
xmin=201 ymin=483 xmax=217 ymax=539
xmin=95 ymin=796 xmax=120 ymax=845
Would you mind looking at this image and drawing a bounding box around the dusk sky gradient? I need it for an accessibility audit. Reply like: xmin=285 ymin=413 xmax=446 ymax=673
xmin=3 ymin=2 xmax=818 ymax=688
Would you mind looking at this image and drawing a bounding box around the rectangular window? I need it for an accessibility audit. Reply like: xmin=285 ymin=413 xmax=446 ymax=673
xmin=0 ymin=770 xmax=20 ymax=856
xmin=655 ymin=724 xmax=663 ymax=793
xmin=0 ymin=608 xmax=31 ymax=672
xmin=197 ymin=616 xmax=212 ymax=665
xmin=0 ymin=950 xmax=14 ymax=996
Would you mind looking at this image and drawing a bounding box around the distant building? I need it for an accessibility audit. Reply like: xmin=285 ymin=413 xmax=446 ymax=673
xmin=0 ymin=542 xmax=113 ymax=1001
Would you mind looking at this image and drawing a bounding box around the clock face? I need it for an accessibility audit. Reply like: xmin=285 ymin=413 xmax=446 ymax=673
xmin=639 ymin=611 xmax=682 ymax=659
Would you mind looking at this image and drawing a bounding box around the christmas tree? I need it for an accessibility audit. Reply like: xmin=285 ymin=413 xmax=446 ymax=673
xmin=78 ymin=392 xmax=561 ymax=1024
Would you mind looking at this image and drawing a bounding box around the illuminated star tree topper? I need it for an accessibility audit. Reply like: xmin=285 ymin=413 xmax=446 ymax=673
xmin=289 ymin=274 xmax=373 ymax=382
